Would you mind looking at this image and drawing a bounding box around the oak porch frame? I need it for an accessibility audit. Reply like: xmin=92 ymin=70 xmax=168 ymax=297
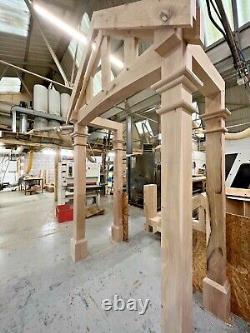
xmin=71 ymin=117 xmax=124 ymax=262
xmin=69 ymin=0 xmax=230 ymax=331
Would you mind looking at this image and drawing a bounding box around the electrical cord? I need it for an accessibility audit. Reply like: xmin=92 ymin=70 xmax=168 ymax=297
xmin=206 ymin=0 xmax=228 ymax=41
xmin=206 ymin=0 xmax=250 ymax=90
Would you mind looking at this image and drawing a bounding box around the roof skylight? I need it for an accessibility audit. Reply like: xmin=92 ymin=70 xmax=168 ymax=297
xmin=0 ymin=77 xmax=21 ymax=94
xmin=0 ymin=0 xmax=29 ymax=37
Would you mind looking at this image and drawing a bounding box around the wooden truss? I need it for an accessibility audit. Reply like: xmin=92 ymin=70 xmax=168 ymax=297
xmin=69 ymin=0 xmax=231 ymax=331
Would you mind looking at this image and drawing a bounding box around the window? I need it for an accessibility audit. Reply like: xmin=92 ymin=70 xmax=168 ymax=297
xmin=135 ymin=120 xmax=154 ymax=136
xmin=236 ymin=0 xmax=250 ymax=27
xmin=68 ymin=13 xmax=90 ymax=67
xmin=0 ymin=0 xmax=29 ymax=37
xmin=93 ymin=70 xmax=102 ymax=96
xmin=199 ymin=0 xmax=234 ymax=46
xmin=192 ymin=102 xmax=202 ymax=127
xmin=0 ymin=77 xmax=21 ymax=94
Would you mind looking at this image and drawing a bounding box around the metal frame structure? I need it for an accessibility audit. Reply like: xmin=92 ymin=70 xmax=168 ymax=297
xmin=68 ymin=1 xmax=231 ymax=331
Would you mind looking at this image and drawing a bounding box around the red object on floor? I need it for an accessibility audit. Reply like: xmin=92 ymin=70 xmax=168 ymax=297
xmin=56 ymin=204 xmax=73 ymax=223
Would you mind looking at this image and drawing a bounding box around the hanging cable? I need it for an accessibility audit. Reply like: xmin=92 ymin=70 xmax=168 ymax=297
xmin=206 ymin=0 xmax=250 ymax=88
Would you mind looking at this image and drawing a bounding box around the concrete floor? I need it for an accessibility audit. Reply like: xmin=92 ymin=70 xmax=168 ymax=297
xmin=0 ymin=191 xmax=249 ymax=333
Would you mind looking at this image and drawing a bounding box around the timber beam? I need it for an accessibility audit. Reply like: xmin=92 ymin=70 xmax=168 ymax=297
xmin=92 ymin=0 xmax=196 ymax=30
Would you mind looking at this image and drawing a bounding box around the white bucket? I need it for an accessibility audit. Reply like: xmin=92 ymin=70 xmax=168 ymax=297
xmin=48 ymin=86 xmax=61 ymax=116
xmin=33 ymin=84 xmax=48 ymax=113
xmin=60 ymin=93 xmax=70 ymax=120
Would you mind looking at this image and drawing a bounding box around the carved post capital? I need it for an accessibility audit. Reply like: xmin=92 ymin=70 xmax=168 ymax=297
xmin=201 ymin=109 xmax=231 ymax=134
xmin=113 ymin=139 xmax=124 ymax=151
xmin=72 ymin=129 xmax=89 ymax=147
xmin=153 ymin=68 xmax=201 ymax=115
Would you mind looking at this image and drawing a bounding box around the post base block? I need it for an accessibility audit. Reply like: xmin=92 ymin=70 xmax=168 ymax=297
xmin=111 ymin=224 xmax=123 ymax=242
xmin=71 ymin=238 xmax=88 ymax=262
xmin=203 ymin=277 xmax=231 ymax=322
xmin=144 ymin=223 xmax=151 ymax=232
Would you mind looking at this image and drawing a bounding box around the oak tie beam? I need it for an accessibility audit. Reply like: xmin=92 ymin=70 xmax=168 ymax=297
xmin=68 ymin=0 xmax=230 ymax=331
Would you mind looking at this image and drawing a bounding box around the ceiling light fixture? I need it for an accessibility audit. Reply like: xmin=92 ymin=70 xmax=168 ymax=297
xmin=33 ymin=4 xmax=124 ymax=69
xmin=33 ymin=4 xmax=88 ymax=44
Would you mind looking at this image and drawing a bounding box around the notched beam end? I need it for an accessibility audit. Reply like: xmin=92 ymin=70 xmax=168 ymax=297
xmin=154 ymin=29 xmax=182 ymax=57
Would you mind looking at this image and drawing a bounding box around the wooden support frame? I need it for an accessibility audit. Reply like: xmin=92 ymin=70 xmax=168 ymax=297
xmin=69 ymin=1 xmax=230 ymax=330
xmin=70 ymin=117 xmax=125 ymax=262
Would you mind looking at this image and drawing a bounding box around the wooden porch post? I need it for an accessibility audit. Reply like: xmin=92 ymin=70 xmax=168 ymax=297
xmin=54 ymin=147 xmax=60 ymax=202
xmin=111 ymin=130 xmax=124 ymax=242
xmin=202 ymin=93 xmax=231 ymax=321
xmin=144 ymin=184 xmax=157 ymax=231
xmin=71 ymin=124 xmax=88 ymax=262
xmin=154 ymin=40 xmax=198 ymax=332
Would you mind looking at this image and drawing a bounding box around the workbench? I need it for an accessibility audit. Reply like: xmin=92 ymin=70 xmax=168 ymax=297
xmin=20 ymin=177 xmax=44 ymax=195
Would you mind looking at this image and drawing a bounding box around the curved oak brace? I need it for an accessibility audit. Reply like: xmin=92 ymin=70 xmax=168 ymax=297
xmin=77 ymin=30 xmax=183 ymax=126
xmin=78 ymin=46 xmax=162 ymax=125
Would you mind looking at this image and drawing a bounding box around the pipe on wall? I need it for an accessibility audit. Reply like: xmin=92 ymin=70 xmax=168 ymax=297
xmin=225 ymin=127 xmax=250 ymax=140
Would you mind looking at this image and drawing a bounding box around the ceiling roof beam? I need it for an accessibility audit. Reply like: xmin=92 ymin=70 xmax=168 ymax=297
xmin=14 ymin=69 xmax=32 ymax=98
xmin=0 ymin=66 xmax=9 ymax=81
xmin=0 ymin=59 xmax=72 ymax=90
xmin=24 ymin=0 xmax=70 ymax=87
xmin=22 ymin=15 xmax=33 ymax=87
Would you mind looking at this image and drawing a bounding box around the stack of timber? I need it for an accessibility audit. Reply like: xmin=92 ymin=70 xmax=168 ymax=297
xmin=85 ymin=206 xmax=105 ymax=218
xmin=144 ymin=185 xmax=250 ymax=321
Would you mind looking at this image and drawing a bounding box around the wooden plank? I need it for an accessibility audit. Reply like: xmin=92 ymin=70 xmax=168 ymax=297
xmin=188 ymin=44 xmax=225 ymax=96
xmin=69 ymin=31 xmax=103 ymax=122
xmin=78 ymin=46 xmax=162 ymax=125
xmin=183 ymin=5 xmax=204 ymax=45
xmin=92 ymin=0 xmax=196 ymax=30
xmin=144 ymin=184 xmax=157 ymax=231
xmin=101 ymin=36 xmax=111 ymax=90
xmin=85 ymin=206 xmax=105 ymax=218
xmin=226 ymin=187 xmax=250 ymax=198
xmin=67 ymin=28 xmax=96 ymax=121
xmin=124 ymin=37 xmax=138 ymax=68
xmin=102 ymin=29 xmax=154 ymax=42
xmin=74 ymin=32 xmax=103 ymax=110
xmin=244 ymin=202 xmax=250 ymax=218
xmin=226 ymin=198 xmax=244 ymax=215
xmin=154 ymin=29 xmax=182 ymax=57
xmin=90 ymin=117 xmax=123 ymax=131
